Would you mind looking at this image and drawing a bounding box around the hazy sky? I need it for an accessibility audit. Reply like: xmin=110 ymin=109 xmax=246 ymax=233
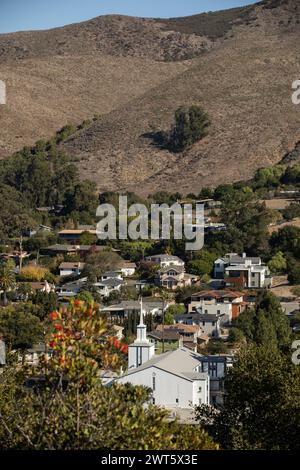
xmin=0 ymin=0 xmax=258 ymax=34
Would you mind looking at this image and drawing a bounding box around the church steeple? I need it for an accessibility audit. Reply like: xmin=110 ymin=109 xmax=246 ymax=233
xmin=128 ymin=298 xmax=155 ymax=369
xmin=135 ymin=297 xmax=148 ymax=343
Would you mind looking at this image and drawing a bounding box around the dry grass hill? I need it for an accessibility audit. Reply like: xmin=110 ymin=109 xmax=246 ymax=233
xmin=1 ymin=0 xmax=300 ymax=195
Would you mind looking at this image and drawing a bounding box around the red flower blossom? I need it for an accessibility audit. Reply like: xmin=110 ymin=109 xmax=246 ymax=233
xmin=74 ymin=299 xmax=82 ymax=307
xmin=50 ymin=311 xmax=57 ymax=321
xmin=87 ymin=308 xmax=93 ymax=317
xmin=54 ymin=323 xmax=63 ymax=332
xmin=113 ymin=338 xmax=121 ymax=349
xmin=48 ymin=341 xmax=56 ymax=349
xmin=121 ymin=344 xmax=128 ymax=354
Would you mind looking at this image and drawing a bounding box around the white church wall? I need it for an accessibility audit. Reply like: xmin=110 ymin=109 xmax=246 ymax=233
xmin=118 ymin=366 xmax=208 ymax=409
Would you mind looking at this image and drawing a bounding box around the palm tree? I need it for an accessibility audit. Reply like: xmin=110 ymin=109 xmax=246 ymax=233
xmin=0 ymin=261 xmax=16 ymax=305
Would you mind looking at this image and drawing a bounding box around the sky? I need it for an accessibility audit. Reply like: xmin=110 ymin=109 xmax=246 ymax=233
xmin=0 ymin=0 xmax=258 ymax=34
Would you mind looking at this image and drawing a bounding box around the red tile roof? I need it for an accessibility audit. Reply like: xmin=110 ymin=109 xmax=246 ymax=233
xmin=191 ymin=290 xmax=244 ymax=300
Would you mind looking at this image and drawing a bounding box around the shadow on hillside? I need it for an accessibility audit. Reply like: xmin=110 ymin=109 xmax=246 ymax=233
xmin=141 ymin=131 xmax=168 ymax=149
xmin=142 ymin=131 xmax=179 ymax=153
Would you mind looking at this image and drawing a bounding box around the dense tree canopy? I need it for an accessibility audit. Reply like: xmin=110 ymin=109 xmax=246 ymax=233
xmin=235 ymin=291 xmax=291 ymax=350
xmin=196 ymin=344 xmax=300 ymax=450
xmin=169 ymin=106 xmax=210 ymax=152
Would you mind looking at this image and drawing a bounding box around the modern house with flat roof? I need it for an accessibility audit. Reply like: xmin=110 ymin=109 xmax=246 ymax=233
xmin=214 ymin=253 xmax=272 ymax=289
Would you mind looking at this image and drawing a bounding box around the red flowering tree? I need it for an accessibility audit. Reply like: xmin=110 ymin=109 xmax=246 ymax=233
xmin=46 ymin=299 xmax=128 ymax=389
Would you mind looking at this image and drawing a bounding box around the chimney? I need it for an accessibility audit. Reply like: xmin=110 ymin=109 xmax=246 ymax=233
xmin=242 ymin=252 xmax=247 ymax=259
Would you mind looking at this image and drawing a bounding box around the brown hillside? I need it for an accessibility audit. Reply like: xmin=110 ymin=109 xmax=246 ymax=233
xmin=1 ymin=0 xmax=300 ymax=195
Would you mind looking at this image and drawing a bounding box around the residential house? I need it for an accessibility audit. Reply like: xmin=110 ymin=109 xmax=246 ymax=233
xmin=149 ymin=323 xmax=203 ymax=352
xmin=93 ymin=277 xmax=124 ymax=298
xmin=126 ymin=278 xmax=151 ymax=292
xmin=214 ymin=253 xmax=272 ymax=289
xmin=24 ymin=224 xmax=52 ymax=238
xmin=145 ymin=254 xmax=185 ymax=268
xmin=18 ymin=280 xmax=55 ymax=295
xmin=196 ymin=199 xmax=222 ymax=210
xmin=56 ymin=277 xmax=87 ymax=298
xmin=198 ymin=355 xmax=234 ymax=405
xmin=99 ymin=370 xmax=120 ymax=386
xmin=101 ymin=271 xmax=123 ymax=282
xmin=147 ymin=330 xmax=181 ymax=352
xmin=58 ymin=227 xmax=97 ymax=244
xmin=188 ymin=290 xmax=247 ymax=321
xmin=20 ymin=343 xmax=53 ymax=366
xmin=43 ymin=244 xmax=106 ymax=257
xmin=117 ymin=305 xmax=210 ymax=409
xmin=59 ymin=262 xmax=85 ymax=277
xmin=119 ymin=261 xmax=137 ymax=277
xmin=176 ymin=312 xmax=228 ymax=338
xmin=101 ymin=300 xmax=168 ymax=321
xmin=184 ymin=222 xmax=227 ymax=237
xmin=157 ymin=265 xmax=198 ymax=290
xmin=204 ymin=222 xmax=227 ymax=234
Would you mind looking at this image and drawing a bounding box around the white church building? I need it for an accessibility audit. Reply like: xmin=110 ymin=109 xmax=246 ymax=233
xmin=117 ymin=300 xmax=210 ymax=409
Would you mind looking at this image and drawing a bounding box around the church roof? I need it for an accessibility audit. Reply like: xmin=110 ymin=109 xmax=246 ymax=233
xmin=123 ymin=347 xmax=208 ymax=382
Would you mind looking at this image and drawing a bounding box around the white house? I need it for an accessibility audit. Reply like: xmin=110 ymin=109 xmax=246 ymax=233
xmin=101 ymin=300 xmax=168 ymax=320
xmin=145 ymin=254 xmax=185 ymax=269
xmin=117 ymin=301 xmax=210 ymax=409
xmin=120 ymin=262 xmax=136 ymax=277
xmin=214 ymin=253 xmax=272 ymax=289
xmin=214 ymin=253 xmax=261 ymax=279
xmin=59 ymin=262 xmax=85 ymax=277
xmin=93 ymin=278 xmax=124 ymax=298
xmin=101 ymin=271 xmax=123 ymax=282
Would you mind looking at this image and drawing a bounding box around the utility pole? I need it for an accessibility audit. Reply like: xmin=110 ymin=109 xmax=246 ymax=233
xmin=19 ymin=235 xmax=23 ymax=274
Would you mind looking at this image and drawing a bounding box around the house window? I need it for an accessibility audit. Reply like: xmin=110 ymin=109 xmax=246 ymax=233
xmin=202 ymin=322 xmax=205 ymax=326
xmin=199 ymin=398 xmax=202 ymax=405
xmin=212 ymin=322 xmax=215 ymax=326
xmin=176 ymin=398 xmax=179 ymax=404
xmin=152 ymin=398 xmax=155 ymax=405
xmin=152 ymin=375 xmax=156 ymax=391
xmin=217 ymin=310 xmax=220 ymax=315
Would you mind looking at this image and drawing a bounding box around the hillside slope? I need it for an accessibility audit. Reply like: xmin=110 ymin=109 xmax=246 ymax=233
xmin=1 ymin=0 xmax=300 ymax=194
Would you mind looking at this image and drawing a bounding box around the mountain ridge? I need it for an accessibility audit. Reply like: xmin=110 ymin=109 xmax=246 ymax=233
xmin=1 ymin=0 xmax=300 ymax=195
